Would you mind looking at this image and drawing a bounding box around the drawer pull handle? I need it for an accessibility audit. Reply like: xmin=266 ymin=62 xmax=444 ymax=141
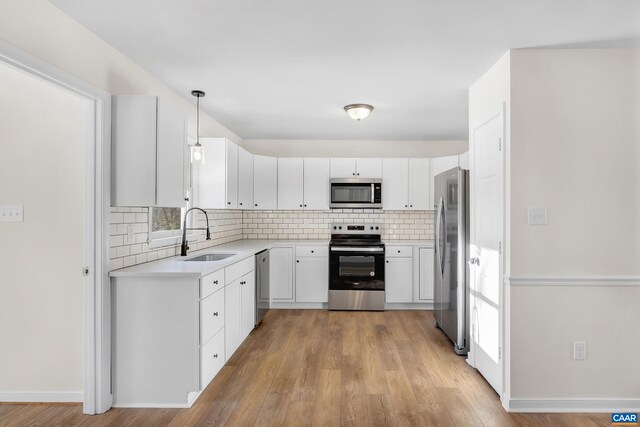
xmin=311 ymin=250 xmax=314 ymax=253
xmin=213 ymin=354 xmax=218 ymax=358
xmin=397 ymin=250 xmax=401 ymax=253
xmin=213 ymin=312 xmax=219 ymax=316
xmin=213 ymin=280 xmax=218 ymax=284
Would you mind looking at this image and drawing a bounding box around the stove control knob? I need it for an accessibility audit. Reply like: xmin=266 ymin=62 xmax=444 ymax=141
xmin=375 ymin=226 xmax=379 ymax=230
xmin=370 ymin=226 xmax=374 ymax=230
xmin=339 ymin=226 xmax=342 ymax=230
xmin=333 ymin=226 xmax=337 ymax=230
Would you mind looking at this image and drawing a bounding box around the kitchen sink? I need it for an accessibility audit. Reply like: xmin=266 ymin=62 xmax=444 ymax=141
xmin=182 ymin=253 xmax=236 ymax=262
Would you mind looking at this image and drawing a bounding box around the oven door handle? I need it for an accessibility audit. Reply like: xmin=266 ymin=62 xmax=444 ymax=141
xmin=330 ymin=247 xmax=385 ymax=253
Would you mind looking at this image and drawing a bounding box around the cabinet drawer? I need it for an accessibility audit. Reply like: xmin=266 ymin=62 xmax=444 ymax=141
xmin=200 ymin=328 xmax=224 ymax=389
xmin=295 ymin=245 xmax=328 ymax=257
xmin=201 ymin=269 xmax=224 ymax=299
xmin=386 ymin=246 xmax=413 ymax=257
xmin=225 ymin=256 xmax=255 ymax=284
xmin=201 ymin=288 xmax=225 ymax=344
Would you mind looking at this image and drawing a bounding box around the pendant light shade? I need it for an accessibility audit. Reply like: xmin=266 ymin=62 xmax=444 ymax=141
xmin=190 ymin=90 xmax=205 ymax=164
xmin=344 ymin=103 xmax=374 ymax=121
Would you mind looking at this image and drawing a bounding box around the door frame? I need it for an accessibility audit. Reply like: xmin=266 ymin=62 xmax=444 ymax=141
xmin=468 ymin=102 xmax=506 ymax=403
xmin=0 ymin=40 xmax=112 ymax=414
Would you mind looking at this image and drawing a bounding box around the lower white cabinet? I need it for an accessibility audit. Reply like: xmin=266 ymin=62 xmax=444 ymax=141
xmin=295 ymin=246 xmax=328 ymax=303
xmin=225 ymin=270 xmax=255 ymax=360
xmin=269 ymin=247 xmax=295 ymax=301
xmin=416 ymin=247 xmax=435 ymax=302
xmin=200 ymin=328 xmax=224 ymax=388
xmin=385 ymin=248 xmax=414 ymax=303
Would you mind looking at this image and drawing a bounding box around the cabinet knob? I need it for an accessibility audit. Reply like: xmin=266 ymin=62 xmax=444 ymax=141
xmin=304 ymin=204 xmax=307 ymax=207
xmin=255 ymin=204 xmax=258 ymax=207
xmin=352 ymin=173 xmax=355 ymax=176
xmin=213 ymin=354 xmax=218 ymax=358
xmin=213 ymin=312 xmax=219 ymax=316
xmin=227 ymin=202 xmax=231 ymax=205
xmin=311 ymin=250 xmax=314 ymax=253
xmin=357 ymin=173 xmax=360 ymax=176
xmin=213 ymin=280 xmax=218 ymax=284
xmin=397 ymin=250 xmax=401 ymax=253
xmin=184 ymin=197 xmax=189 ymax=201
xmin=386 ymin=260 xmax=389 ymax=263
xmin=296 ymin=260 xmax=299 ymax=263
xmin=410 ymin=205 xmax=413 ymax=207
xmin=299 ymin=204 xmax=303 ymax=207
xmin=405 ymin=205 xmax=408 ymax=207
xmin=239 ymin=202 xmax=243 ymax=206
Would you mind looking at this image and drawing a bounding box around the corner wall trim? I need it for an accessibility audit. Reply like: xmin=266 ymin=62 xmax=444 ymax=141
xmin=0 ymin=391 xmax=83 ymax=403
xmin=506 ymin=276 xmax=640 ymax=286
xmin=507 ymin=398 xmax=640 ymax=413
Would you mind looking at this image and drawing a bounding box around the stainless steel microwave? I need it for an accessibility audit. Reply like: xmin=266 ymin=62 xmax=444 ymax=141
xmin=330 ymin=178 xmax=382 ymax=209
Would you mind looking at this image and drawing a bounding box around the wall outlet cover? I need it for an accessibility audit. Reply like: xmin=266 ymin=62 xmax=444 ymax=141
xmin=527 ymin=207 xmax=547 ymax=225
xmin=573 ymin=341 xmax=587 ymax=361
xmin=0 ymin=205 xmax=24 ymax=222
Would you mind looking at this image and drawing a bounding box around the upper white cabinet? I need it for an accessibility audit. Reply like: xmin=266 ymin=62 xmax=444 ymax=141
xmin=112 ymin=95 xmax=188 ymax=207
xmin=330 ymin=158 xmax=382 ymax=178
xmin=253 ymin=155 xmax=278 ymax=209
xmin=382 ymin=159 xmax=409 ymax=210
xmin=382 ymin=158 xmax=430 ymax=210
xmin=198 ymin=138 xmax=239 ymax=209
xmin=238 ymin=147 xmax=254 ymax=209
xmin=303 ymin=158 xmax=330 ymax=210
xmin=277 ymin=158 xmax=304 ymax=210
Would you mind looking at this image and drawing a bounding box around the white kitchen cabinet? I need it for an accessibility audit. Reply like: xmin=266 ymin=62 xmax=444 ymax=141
xmin=303 ymin=158 xmax=330 ymax=210
xmin=198 ymin=138 xmax=239 ymax=209
xmin=225 ymin=270 xmax=255 ymax=360
xmin=408 ymin=158 xmax=431 ymax=210
xmin=415 ymin=247 xmax=435 ymax=302
xmin=382 ymin=158 xmax=409 ymax=210
xmin=295 ymin=247 xmax=328 ymax=303
xmin=330 ymin=158 xmax=382 ymax=178
xmin=269 ymin=247 xmax=295 ymax=301
xmin=385 ymin=255 xmax=413 ymax=303
xmin=253 ymin=155 xmax=278 ymax=209
xmin=112 ymin=95 xmax=188 ymax=207
xmin=277 ymin=158 xmax=304 ymax=210
xmin=238 ymin=147 xmax=254 ymax=209
xmin=383 ymin=158 xmax=430 ymax=210
xmin=429 ymin=155 xmax=459 ymax=209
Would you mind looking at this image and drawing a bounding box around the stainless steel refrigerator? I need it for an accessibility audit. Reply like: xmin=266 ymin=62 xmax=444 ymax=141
xmin=433 ymin=167 xmax=470 ymax=355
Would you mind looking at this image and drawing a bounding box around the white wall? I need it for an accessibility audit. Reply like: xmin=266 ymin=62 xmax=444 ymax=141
xmin=0 ymin=63 xmax=87 ymax=396
xmin=241 ymin=139 xmax=468 ymax=158
xmin=0 ymin=0 xmax=240 ymax=142
xmin=509 ymin=49 xmax=640 ymax=403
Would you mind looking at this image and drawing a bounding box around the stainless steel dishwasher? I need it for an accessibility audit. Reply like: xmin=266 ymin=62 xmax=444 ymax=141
xmin=255 ymin=250 xmax=270 ymax=325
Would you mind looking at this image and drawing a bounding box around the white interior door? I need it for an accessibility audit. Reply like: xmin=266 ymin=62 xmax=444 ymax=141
xmin=470 ymin=108 xmax=504 ymax=395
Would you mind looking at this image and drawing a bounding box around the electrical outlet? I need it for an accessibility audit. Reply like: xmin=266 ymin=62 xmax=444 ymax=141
xmin=527 ymin=207 xmax=547 ymax=225
xmin=0 ymin=205 xmax=24 ymax=222
xmin=574 ymin=342 xmax=587 ymax=361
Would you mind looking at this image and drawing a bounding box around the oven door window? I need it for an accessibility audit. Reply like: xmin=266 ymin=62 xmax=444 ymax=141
xmin=331 ymin=184 xmax=372 ymax=204
xmin=339 ymin=255 xmax=375 ymax=277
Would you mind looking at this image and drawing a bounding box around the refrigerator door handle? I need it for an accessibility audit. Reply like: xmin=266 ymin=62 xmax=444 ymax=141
xmin=436 ymin=196 xmax=446 ymax=276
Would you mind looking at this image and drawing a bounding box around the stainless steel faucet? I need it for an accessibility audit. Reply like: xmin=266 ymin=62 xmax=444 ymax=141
xmin=180 ymin=207 xmax=211 ymax=256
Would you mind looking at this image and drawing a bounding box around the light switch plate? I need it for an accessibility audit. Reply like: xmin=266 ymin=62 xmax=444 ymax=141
xmin=0 ymin=205 xmax=24 ymax=222
xmin=527 ymin=207 xmax=547 ymax=225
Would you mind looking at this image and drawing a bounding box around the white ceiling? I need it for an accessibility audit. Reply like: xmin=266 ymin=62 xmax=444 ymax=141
xmin=51 ymin=0 xmax=640 ymax=140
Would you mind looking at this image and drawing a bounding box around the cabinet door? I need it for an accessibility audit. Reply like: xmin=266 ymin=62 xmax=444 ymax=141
xmin=253 ymin=155 xmax=278 ymax=209
xmin=241 ymin=272 xmax=256 ymax=337
xmin=224 ymin=277 xmax=242 ymax=359
xmin=408 ymin=158 xmax=430 ymax=210
xmin=330 ymin=158 xmax=356 ymax=178
xmin=198 ymin=138 xmax=227 ymax=209
xmin=385 ymin=257 xmax=413 ymax=303
xmin=303 ymin=158 xmax=330 ymax=210
xmin=382 ymin=158 xmax=409 ymax=210
xmin=238 ymin=147 xmax=254 ymax=209
xmin=111 ymin=96 xmax=158 ymax=207
xmin=417 ymin=247 xmax=435 ymax=302
xmin=269 ymin=247 xmax=294 ymax=301
xmin=295 ymin=257 xmax=328 ymax=302
xmin=356 ymin=158 xmax=382 ymax=178
xmin=277 ymin=158 xmax=304 ymax=210
xmin=156 ymin=99 xmax=188 ymax=207
xmin=225 ymin=141 xmax=239 ymax=209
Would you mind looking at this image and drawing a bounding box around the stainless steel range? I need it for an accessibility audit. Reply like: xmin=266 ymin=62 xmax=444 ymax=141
xmin=328 ymin=223 xmax=385 ymax=311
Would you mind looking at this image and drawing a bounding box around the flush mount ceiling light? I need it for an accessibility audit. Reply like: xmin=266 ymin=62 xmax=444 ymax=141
xmin=344 ymin=103 xmax=374 ymax=121
xmin=190 ymin=89 xmax=205 ymax=164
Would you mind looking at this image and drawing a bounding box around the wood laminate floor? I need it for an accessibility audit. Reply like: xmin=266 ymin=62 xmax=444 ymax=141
xmin=1 ymin=310 xmax=610 ymax=426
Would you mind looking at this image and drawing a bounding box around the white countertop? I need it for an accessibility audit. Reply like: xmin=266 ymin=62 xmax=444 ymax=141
xmin=109 ymin=238 xmax=434 ymax=278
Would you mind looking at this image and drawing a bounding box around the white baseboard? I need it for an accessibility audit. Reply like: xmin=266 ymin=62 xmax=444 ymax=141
xmin=0 ymin=391 xmax=83 ymax=403
xmin=270 ymin=302 xmax=327 ymax=309
xmin=507 ymin=398 xmax=640 ymax=412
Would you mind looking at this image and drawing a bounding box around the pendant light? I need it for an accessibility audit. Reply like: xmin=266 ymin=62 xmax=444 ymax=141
xmin=344 ymin=103 xmax=374 ymax=121
xmin=190 ymin=90 xmax=205 ymax=164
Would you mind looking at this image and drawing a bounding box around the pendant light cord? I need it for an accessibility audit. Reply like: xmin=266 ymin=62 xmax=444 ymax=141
xmin=196 ymin=94 xmax=200 ymax=145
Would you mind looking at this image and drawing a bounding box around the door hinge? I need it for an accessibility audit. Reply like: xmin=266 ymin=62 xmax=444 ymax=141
xmin=82 ymin=267 xmax=90 ymax=276
xmin=498 ymin=137 xmax=502 ymax=151
xmin=499 ymin=346 xmax=502 ymax=360
xmin=498 ymin=241 xmax=502 ymax=254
